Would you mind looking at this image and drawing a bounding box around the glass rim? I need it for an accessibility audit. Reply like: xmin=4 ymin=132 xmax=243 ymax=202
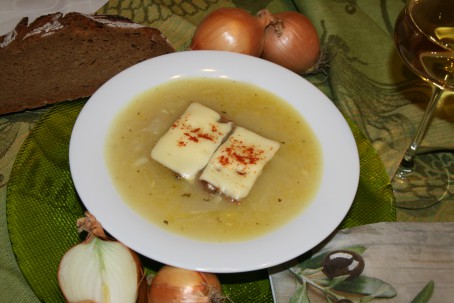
xmin=407 ymin=0 xmax=453 ymax=51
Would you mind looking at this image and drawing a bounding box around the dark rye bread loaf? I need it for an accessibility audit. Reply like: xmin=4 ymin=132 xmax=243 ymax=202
xmin=0 ymin=12 xmax=175 ymax=115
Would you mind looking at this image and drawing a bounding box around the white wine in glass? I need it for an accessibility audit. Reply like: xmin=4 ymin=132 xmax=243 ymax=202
xmin=393 ymin=0 xmax=453 ymax=208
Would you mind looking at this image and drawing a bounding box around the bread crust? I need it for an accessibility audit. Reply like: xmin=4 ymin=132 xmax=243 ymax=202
xmin=0 ymin=12 xmax=175 ymax=115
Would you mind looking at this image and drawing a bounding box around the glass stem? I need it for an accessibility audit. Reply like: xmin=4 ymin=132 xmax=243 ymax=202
xmin=400 ymin=86 xmax=444 ymax=172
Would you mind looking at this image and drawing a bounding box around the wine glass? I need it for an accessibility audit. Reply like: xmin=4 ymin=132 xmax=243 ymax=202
xmin=392 ymin=0 xmax=453 ymax=209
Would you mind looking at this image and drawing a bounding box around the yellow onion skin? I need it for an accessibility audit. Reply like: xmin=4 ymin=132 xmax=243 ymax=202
xmin=190 ymin=7 xmax=267 ymax=57
xmin=261 ymin=11 xmax=320 ymax=74
xmin=149 ymin=265 xmax=222 ymax=303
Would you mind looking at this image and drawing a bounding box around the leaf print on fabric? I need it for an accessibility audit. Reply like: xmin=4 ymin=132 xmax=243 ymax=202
xmin=0 ymin=110 xmax=45 ymax=189
xmin=287 ymin=245 xmax=408 ymax=302
xmin=411 ymin=280 xmax=434 ymax=303
xmin=0 ymin=120 xmax=20 ymax=159
xmin=330 ymin=0 xmax=358 ymax=14
xmin=324 ymin=34 xmax=435 ymax=175
xmin=99 ymin=0 xmax=220 ymax=23
xmin=231 ymin=0 xmax=274 ymax=13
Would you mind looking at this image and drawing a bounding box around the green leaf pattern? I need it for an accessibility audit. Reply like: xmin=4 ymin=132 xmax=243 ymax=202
xmin=410 ymin=280 xmax=434 ymax=303
xmin=289 ymin=245 xmax=434 ymax=302
xmin=332 ymin=276 xmax=397 ymax=297
xmin=290 ymin=283 xmax=310 ymax=303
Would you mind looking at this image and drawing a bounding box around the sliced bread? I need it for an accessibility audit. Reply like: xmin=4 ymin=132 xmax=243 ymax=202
xmin=0 ymin=12 xmax=175 ymax=115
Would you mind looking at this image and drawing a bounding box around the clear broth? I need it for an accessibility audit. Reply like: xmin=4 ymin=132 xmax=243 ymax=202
xmin=105 ymin=78 xmax=322 ymax=242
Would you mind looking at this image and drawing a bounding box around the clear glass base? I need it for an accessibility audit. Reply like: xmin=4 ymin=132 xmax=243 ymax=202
xmin=392 ymin=152 xmax=453 ymax=209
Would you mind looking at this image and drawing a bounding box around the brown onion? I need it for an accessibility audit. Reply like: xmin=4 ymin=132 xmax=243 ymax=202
xmin=190 ymin=7 xmax=268 ymax=57
xmin=149 ymin=265 xmax=225 ymax=303
xmin=258 ymin=9 xmax=321 ymax=74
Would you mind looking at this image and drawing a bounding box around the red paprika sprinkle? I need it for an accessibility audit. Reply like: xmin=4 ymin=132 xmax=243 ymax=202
xmin=173 ymin=113 xmax=222 ymax=147
xmin=217 ymin=137 xmax=265 ymax=176
xmin=184 ymin=132 xmax=199 ymax=142
xmin=219 ymin=155 xmax=230 ymax=166
xmin=198 ymin=133 xmax=214 ymax=140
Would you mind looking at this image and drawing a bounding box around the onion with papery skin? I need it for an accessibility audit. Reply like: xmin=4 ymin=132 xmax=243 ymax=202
xmin=149 ymin=265 xmax=226 ymax=303
xmin=58 ymin=212 xmax=147 ymax=303
xmin=258 ymin=9 xmax=321 ymax=74
xmin=190 ymin=7 xmax=268 ymax=57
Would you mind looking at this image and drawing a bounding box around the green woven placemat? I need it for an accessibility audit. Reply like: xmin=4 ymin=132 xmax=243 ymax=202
xmin=6 ymin=98 xmax=395 ymax=302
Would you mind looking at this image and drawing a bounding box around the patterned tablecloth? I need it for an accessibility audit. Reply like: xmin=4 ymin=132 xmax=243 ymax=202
xmin=0 ymin=0 xmax=453 ymax=302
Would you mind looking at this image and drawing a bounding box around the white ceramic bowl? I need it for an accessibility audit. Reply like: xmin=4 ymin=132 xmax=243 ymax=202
xmin=69 ymin=50 xmax=359 ymax=273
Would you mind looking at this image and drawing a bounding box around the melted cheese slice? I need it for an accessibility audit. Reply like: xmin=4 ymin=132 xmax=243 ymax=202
xmin=200 ymin=126 xmax=280 ymax=200
xmin=151 ymin=103 xmax=233 ymax=180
